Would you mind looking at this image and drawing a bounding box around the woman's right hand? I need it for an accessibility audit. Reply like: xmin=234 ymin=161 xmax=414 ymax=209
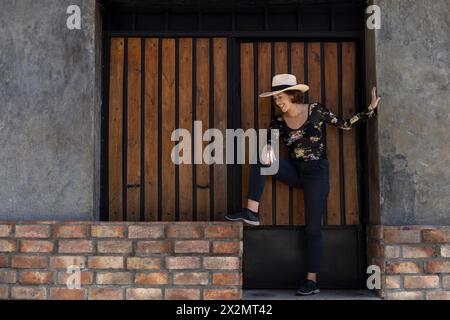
xmin=261 ymin=144 xmax=276 ymax=165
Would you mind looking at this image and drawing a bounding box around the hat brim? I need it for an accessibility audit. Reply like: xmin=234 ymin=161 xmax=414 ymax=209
xmin=259 ymin=84 xmax=310 ymax=98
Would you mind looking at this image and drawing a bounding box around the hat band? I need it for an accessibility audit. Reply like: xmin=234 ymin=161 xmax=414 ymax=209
xmin=271 ymin=84 xmax=293 ymax=91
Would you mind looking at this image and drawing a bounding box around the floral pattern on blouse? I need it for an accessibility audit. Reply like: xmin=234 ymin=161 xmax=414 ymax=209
xmin=267 ymin=102 xmax=376 ymax=162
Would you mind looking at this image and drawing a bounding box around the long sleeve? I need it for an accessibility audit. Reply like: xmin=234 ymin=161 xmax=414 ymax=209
xmin=267 ymin=116 xmax=282 ymax=145
xmin=318 ymin=103 xmax=376 ymax=130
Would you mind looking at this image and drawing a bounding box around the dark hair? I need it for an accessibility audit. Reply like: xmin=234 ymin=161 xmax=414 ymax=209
xmin=283 ymin=90 xmax=304 ymax=103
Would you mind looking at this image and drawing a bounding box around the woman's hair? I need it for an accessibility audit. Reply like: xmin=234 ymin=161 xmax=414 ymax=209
xmin=284 ymin=90 xmax=304 ymax=103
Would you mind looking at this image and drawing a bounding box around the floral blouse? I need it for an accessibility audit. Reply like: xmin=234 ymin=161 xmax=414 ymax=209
xmin=267 ymin=102 xmax=376 ymax=162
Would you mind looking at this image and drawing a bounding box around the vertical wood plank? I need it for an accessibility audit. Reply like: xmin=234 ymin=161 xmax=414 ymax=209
xmin=308 ymin=43 xmax=322 ymax=103
xmin=274 ymin=42 xmax=289 ymax=226
xmin=324 ymin=42 xmax=342 ymax=225
xmin=126 ymin=38 xmax=142 ymax=222
xmin=144 ymin=38 xmax=159 ymax=221
xmin=240 ymin=43 xmax=254 ymax=214
xmin=196 ymin=38 xmax=210 ymax=221
xmin=290 ymin=42 xmax=306 ymax=226
xmin=161 ymin=39 xmax=176 ymax=221
xmin=108 ymin=37 xmax=124 ymax=221
xmin=178 ymin=38 xmax=193 ymax=221
xmin=307 ymin=42 xmax=324 ymax=225
xmin=213 ymin=38 xmax=228 ymax=221
xmin=342 ymin=42 xmax=359 ymax=225
xmin=257 ymin=42 xmax=273 ymax=226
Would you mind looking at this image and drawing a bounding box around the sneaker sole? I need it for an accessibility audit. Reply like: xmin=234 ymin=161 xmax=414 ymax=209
xmin=225 ymin=216 xmax=260 ymax=226
xmin=295 ymin=289 xmax=320 ymax=296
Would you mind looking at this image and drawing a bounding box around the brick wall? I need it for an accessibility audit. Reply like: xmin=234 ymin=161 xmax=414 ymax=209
xmin=0 ymin=221 xmax=243 ymax=300
xmin=367 ymin=225 xmax=450 ymax=300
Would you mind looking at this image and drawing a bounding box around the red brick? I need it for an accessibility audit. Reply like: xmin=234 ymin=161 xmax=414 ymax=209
xmin=0 ymin=286 xmax=8 ymax=299
xmin=136 ymin=240 xmax=172 ymax=254
xmin=19 ymin=271 xmax=53 ymax=285
xmin=0 ymin=270 xmax=16 ymax=284
xmin=386 ymin=262 xmax=421 ymax=274
xmin=11 ymin=286 xmax=47 ymax=300
xmin=15 ymin=225 xmax=50 ymax=238
xmin=127 ymin=257 xmax=161 ymax=270
xmin=97 ymin=240 xmax=132 ymax=254
xmin=126 ymin=288 xmax=162 ymax=300
xmin=50 ymin=256 xmax=86 ymax=269
xmin=386 ymin=291 xmax=423 ymax=300
xmin=88 ymin=256 xmax=124 ymax=269
xmin=402 ymin=245 xmax=436 ymax=258
xmin=166 ymin=289 xmax=200 ymax=300
xmin=128 ymin=225 xmax=165 ymax=239
xmin=91 ymin=225 xmax=126 ymax=238
xmin=404 ymin=276 xmax=439 ymax=289
xmin=58 ymin=240 xmax=94 ymax=253
xmin=50 ymin=288 xmax=85 ymax=300
xmin=96 ymin=272 xmax=132 ymax=285
xmin=368 ymin=226 xmax=383 ymax=240
xmin=213 ymin=241 xmax=241 ymax=254
xmin=88 ymin=288 xmax=124 ymax=300
xmin=174 ymin=240 xmax=210 ymax=253
xmin=0 ymin=240 xmax=17 ymax=252
xmin=167 ymin=224 xmax=202 ymax=239
xmin=12 ymin=255 xmax=47 ymax=269
xmin=212 ymin=273 xmax=240 ymax=286
xmin=384 ymin=246 xmax=401 ymax=258
xmin=204 ymin=257 xmax=240 ymax=270
xmin=385 ymin=276 xmax=401 ymax=289
xmin=440 ymin=245 xmax=450 ymax=257
xmin=135 ymin=273 xmax=169 ymax=285
xmin=367 ymin=243 xmax=384 ymax=258
xmin=165 ymin=257 xmax=201 ymax=270
xmin=204 ymin=289 xmax=241 ymax=300
xmin=0 ymin=225 xmax=12 ymax=237
xmin=205 ymin=225 xmax=240 ymax=239
xmin=426 ymin=261 xmax=450 ymax=273
xmin=20 ymin=240 xmax=54 ymax=253
xmin=173 ymin=272 xmax=209 ymax=285
xmin=444 ymin=275 xmax=450 ymax=289
xmin=58 ymin=272 xmax=94 ymax=285
xmin=53 ymin=225 xmax=87 ymax=238
xmin=423 ymin=229 xmax=450 ymax=243
xmin=426 ymin=291 xmax=450 ymax=300
xmin=0 ymin=255 xmax=8 ymax=268
xmin=383 ymin=228 xmax=421 ymax=244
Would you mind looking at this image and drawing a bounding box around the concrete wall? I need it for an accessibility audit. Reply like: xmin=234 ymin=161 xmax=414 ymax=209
xmin=0 ymin=0 xmax=101 ymax=220
xmin=374 ymin=0 xmax=450 ymax=225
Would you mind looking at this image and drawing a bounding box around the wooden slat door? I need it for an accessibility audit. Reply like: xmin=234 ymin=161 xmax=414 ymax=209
xmin=107 ymin=37 xmax=228 ymax=221
xmin=240 ymin=41 xmax=361 ymax=227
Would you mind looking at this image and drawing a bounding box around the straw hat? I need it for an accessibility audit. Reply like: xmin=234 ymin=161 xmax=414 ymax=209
xmin=259 ymin=74 xmax=309 ymax=98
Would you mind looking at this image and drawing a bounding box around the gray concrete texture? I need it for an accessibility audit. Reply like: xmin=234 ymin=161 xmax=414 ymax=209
xmin=0 ymin=0 xmax=100 ymax=220
xmin=374 ymin=0 xmax=450 ymax=225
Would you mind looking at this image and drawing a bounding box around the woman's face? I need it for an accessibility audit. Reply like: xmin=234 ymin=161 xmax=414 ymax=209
xmin=273 ymin=92 xmax=294 ymax=113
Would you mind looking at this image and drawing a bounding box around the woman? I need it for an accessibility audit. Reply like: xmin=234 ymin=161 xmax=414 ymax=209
xmin=225 ymin=73 xmax=381 ymax=296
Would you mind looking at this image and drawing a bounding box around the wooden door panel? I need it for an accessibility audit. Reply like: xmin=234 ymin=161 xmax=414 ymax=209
xmin=107 ymin=37 xmax=228 ymax=221
xmin=240 ymin=41 xmax=361 ymax=227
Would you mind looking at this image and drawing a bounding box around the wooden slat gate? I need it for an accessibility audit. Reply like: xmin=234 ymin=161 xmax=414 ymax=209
xmin=107 ymin=38 xmax=362 ymax=228
xmin=101 ymin=1 xmax=368 ymax=288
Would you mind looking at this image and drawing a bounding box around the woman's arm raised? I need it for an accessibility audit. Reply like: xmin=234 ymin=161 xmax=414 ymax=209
xmin=320 ymin=86 xmax=381 ymax=130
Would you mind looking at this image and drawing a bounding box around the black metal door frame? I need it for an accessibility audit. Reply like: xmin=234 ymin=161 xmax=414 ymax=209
xmin=99 ymin=1 xmax=370 ymax=288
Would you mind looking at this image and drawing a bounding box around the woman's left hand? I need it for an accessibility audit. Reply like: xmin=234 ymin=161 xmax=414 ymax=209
xmin=370 ymin=86 xmax=381 ymax=110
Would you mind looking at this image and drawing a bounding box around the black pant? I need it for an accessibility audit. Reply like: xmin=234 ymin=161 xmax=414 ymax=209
xmin=247 ymin=158 xmax=330 ymax=274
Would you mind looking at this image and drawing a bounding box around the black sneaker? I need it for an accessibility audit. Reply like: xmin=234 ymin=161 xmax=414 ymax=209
xmin=296 ymin=280 xmax=320 ymax=296
xmin=225 ymin=209 xmax=260 ymax=226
